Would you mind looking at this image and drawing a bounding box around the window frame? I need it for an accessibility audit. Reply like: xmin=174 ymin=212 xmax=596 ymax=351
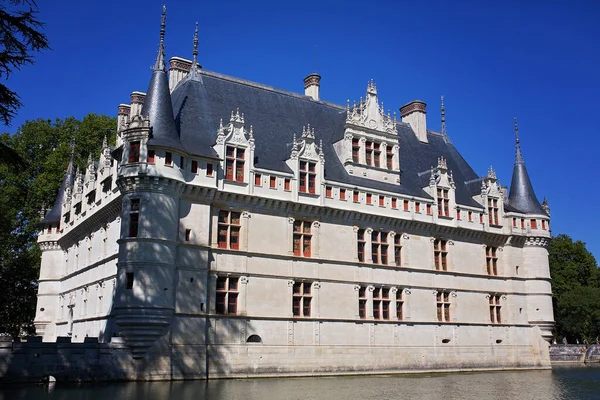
xmin=217 ymin=210 xmax=241 ymax=250
xmin=293 ymin=220 xmax=312 ymax=257
xmin=292 ymin=281 xmax=312 ymax=317
xmin=216 ymin=276 xmax=239 ymax=315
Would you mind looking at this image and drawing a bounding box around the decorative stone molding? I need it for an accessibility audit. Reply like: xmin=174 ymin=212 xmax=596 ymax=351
xmin=288 ymin=217 xmax=295 ymax=225
xmin=346 ymin=80 xmax=397 ymax=134
xmin=352 ymin=226 xmax=360 ymax=233
xmin=402 ymin=233 xmax=410 ymax=240
xmin=312 ymin=221 xmax=320 ymax=229
xmin=239 ymin=276 xmax=249 ymax=285
xmin=287 ymin=280 xmax=295 ymax=287
xmin=354 ymin=284 xmax=362 ymax=291
xmin=525 ymin=237 xmax=549 ymax=247
xmin=404 ymin=288 xmax=412 ymax=295
xmin=313 ymin=282 xmax=321 ymax=290
xmin=368 ymin=285 xmax=375 ymax=292
xmin=241 ymin=211 xmax=251 ymax=219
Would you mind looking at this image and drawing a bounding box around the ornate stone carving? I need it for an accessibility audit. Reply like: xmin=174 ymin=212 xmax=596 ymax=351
xmin=346 ymin=80 xmax=397 ymax=134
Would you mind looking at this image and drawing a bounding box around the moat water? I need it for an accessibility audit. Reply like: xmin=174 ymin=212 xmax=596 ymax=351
xmin=2 ymin=365 xmax=600 ymax=400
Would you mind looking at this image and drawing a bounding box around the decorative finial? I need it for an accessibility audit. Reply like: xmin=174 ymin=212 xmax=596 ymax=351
xmin=542 ymin=196 xmax=550 ymax=216
xmin=102 ymin=134 xmax=108 ymax=149
xmin=514 ymin=117 xmax=524 ymax=164
xmin=441 ymin=95 xmax=446 ymax=137
xmin=188 ymin=22 xmax=201 ymax=79
xmin=153 ymin=5 xmax=167 ymax=71
xmin=87 ymin=153 xmax=93 ymax=166
xmin=429 ymin=167 xmax=436 ymax=186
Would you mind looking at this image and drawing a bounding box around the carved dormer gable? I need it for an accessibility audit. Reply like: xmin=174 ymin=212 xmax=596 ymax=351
xmin=74 ymin=166 xmax=84 ymax=196
xmin=474 ymin=165 xmax=504 ymax=227
xmin=346 ymin=80 xmax=397 ymax=134
xmin=216 ymin=108 xmax=254 ymax=149
xmin=286 ymin=125 xmax=325 ymax=196
xmin=334 ymin=80 xmax=400 ymax=184
xmin=424 ymin=157 xmax=456 ymax=219
xmin=292 ymin=125 xmax=323 ymax=164
xmin=482 ymin=166 xmax=501 ymax=199
xmin=84 ymin=153 xmax=96 ymax=187
xmin=99 ymin=136 xmax=113 ymax=175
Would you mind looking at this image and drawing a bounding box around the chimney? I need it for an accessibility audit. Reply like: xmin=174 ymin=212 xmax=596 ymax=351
xmin=117 ymin=104 xmax=131 ymax=146
xmin=304 ymin=73 xmax=321 ymax=101
xmin=169 ymin=57 xmax=202 ymax=91
xmin=130 ymin=92 xmax=146 ymax=117
xmin=400 ymin=100 xmax=428 ymax=143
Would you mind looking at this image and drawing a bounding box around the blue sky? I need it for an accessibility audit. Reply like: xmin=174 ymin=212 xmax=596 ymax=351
xmin=4 ymin=0 xmax=600 ymax=259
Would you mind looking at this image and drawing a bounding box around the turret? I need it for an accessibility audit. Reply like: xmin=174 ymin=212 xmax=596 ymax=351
xmin=34 ymin=150 xmax=75 ymax=340
xmin=114 ymin=5 xmax=185 ymax=358
xmin=508 ymin=118 xmax=553 ymax=342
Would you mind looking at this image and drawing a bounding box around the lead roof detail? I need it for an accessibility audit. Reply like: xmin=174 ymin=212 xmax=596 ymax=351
xmin=508 ymin=117 xmax=546 ymax=215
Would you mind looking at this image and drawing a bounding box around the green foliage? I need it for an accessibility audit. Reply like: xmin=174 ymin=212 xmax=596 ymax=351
xmin=550 ymin=234 xmax=600 ymax=342
xmin=0 ymin=114 xmax=116 ymax=337
xmin=0 ymin=0 xmax=50 ymax=125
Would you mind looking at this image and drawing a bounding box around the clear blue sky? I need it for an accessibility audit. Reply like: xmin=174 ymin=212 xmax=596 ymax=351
xmin=5 ymin=0 xmax=600 ymax=259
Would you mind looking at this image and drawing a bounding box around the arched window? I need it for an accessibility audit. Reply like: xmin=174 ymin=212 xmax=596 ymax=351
xmin=246 ymin=334 xmax=262 ymax=343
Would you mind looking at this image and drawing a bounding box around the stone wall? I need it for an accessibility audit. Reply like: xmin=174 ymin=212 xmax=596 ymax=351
xmin=549 ymin=344 xmax=600 ymax=363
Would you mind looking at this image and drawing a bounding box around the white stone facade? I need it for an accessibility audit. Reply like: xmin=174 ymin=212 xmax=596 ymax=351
xmin=34 ymin=52 xmax=554 ymax=377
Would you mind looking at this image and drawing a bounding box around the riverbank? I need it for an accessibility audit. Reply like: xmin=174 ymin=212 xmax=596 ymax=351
xmin=550 ymin=344 xmax=600 ymax=364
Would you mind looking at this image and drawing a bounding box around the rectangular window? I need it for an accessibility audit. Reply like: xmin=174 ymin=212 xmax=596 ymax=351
xmin=480 ymin=213 xmax=484 ymax=224
xmin=469 ymin=211 xmax=473 ymax=222
xmin=128 ymin=141 xmax=140 ymax=163
xmin=437 ymin=188 xmax=450 ymax=217
xmin=394 ymin=234 xmax=402 ymax=266
xmin=126 ymin=272 xmax=134 ymax=290
xmin=165 ymin=151 xmax=172 ymax=166
xmin=386 ymin=146 xmax=393 ymax=170
xmin=489 ymin=294 xmax=502 ymax=324
xmin=206 ymin=163 xmax=214 ymax=177
xmin=437 ymin=291 xmax=451 ymax=322
xmin=371 ymin=231 xmax=388 ymax=265
xmin=74 ymin=202 xmax=82 ymax=215
xmin=216 ymin=276 xmax=239 ymax=315
xmin=366 ymin=193 xmax=372 ymax=205
xmin=457 ymin=208 xmax=461 ymax=220
xmin=185 ymin=229 xmax=191 ymax=242
xmin=254 ymin=173 xmax=262 ymax=186
xmin=217 ymin=210 xmax=241 ymax=250
xmin=340 ymin=188 xmax=346 ymax=201
xmin=147 ymin=150 xmax=155 ymax=164
xmin=299 ymin=161 xmax=316 ymax=194
xmin=521 ymin=218 xmax=525 ymax=229
xmin=391 ymin=198 xmax=397 ymax=209
xmin=426 ymin=204 xmax=432 ymax=215
xmin=357 ymin=228 xmax=365 ymax=262
xmin=180 ymin=156 xmax=184 ymax=168
xmin=353 ymin=191 xmax=360 ymax=203
xmin=191 ymin=160 xmax=198 ymax=174
xmin=365 ymin=141 xmax=373 ymax=166
xmin=293 ymin=220 xmax=312 ymax=257
xmin=101 ymin=177 xmax=112 ymax=193
xmin=373 ymin=287 xmax=391 ymax=320
xmin=325 ymin=186 xmax=332 ymax=198
xmin=128 ymin=199 xmax=140 ymax=237
xmin=226 ymin=146 xmax=245 ymax=182
xmin=358 ymin=286 xmax=367 ymax=319
xmin=542 ymin=220 xmax=546 ymax=230
xmin=488 ymin=198 xmax=499 ymax=225
xmin=531 ymin=219 xmax=537 ymax=229
xmin=486 ymin=246 xmax=498 ymax=276
xmin=379 ymin=195 xmax=384 ymax=207
xmin=434 ymin=239 xmax=448 ymax=271
xmin=352 ymin=138 xmax=360 ymax=163
xmin=396 ymin=290 xmax=404 ymax=320
xmin=415 ymin=202 xmax=420 ymax=213
xmin=284 ymin=178 xmax=291 ymax=191
xmin=373 ymin=143 xmax=381 ymax=167
xmin=513 ymin=217 xmax=517 ymax=227
xmin=404 ymin=200 xmax=409 ymax=211
xmin=270 ymin=176 xmax=277 ymax=189
xmin=292 ymin=282 xmax=312 ymax=317
xmin=86 ymin=190 xmax=96 ymax=205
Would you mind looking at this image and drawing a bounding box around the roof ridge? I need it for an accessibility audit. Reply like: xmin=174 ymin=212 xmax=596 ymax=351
xmin=200 ymin=69 xmax=346 ymax=111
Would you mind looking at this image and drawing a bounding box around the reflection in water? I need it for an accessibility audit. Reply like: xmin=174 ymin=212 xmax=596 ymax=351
xmin=2 ymin=365 xmax=600 ymax=400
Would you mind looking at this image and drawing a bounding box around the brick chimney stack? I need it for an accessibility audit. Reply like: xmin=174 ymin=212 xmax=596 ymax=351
xmin=400 ymin=100 xmax=428 ymax=143
xmin=304 ymin=73 xmax=321 ymax=101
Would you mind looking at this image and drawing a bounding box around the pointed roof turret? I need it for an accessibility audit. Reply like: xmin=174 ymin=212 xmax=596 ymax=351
xmin=187 ymin=22 xmax=201 ymax=81
xmin=508 ymin=118 xmax=546 ymax=215
xmin=141 ymin=5 xmax=182 ymax=150
xmin=41 ymin=148 xmax=75 ymax=224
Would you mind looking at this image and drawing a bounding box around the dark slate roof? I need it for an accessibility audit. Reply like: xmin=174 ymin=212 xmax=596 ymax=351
xmin=142 ymin=68 xmax=185 ymax=151
xmin=508 ymin=147 xmax=546 ymax=215
xmin=170 ymin=70 xmax=484 ymax=208
xmin=42 ymin=157 xmax=74 ymax=224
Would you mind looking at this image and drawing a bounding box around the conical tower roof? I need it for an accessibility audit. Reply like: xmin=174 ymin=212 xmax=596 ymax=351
xmin=142 ymin=5 xmax=183 ymax=151
xmin=508 ymin=118 xmax=546 ymax=215
xmin=42 ymin=150 xmax=74 ymax=224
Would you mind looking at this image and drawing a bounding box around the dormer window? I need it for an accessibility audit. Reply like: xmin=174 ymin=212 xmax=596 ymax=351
xmin=226 ymin=146 xmax=245 ymax=182
xmin=299 ymin=161 xmax=316 ymax=194
xmin=128 ymin=141 xmax=140 ymax=163
xmin=437 ymin=189 xmax=450 ymax=217
xmin=366 ymin=141 xmax=373 ymax=166
xmin=352 ymin=139 xmax=360 ymax=163
xmin=386 ymin=146 xmax=393 ymax=169
xmin=488 ymin=199 xmax=499 ymax=226
xmin=374 ymin=143 xmax=381 ymax=167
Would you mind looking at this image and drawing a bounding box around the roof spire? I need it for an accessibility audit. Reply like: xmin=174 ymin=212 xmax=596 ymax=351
xmin=153 ymin=4 xmax=167 ymax=71
xmin=441 ymin=95 xmax=446 ymax=137
xmin=514 ymin=117 xmax=524 ymax=164
xmin=508 ymin=117 xmax=545 ymax=214
xmin=188 ymin=22 xmax=201 ymax=80
xmin=40 ymin=148 xmax=75 ymax=224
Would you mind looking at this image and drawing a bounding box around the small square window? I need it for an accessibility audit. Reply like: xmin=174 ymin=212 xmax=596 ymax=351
xmin=126 ymin=272 xmax=134 ymax=290
xmin=185 ymin=229 xmax=191 ymax=242
xmin=165 ymin=152 xmax=172 ymax=166
xmin=206 ymin=163 xmax=214 ymax=177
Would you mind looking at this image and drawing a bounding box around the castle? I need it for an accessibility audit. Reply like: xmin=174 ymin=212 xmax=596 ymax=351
xmin=33 ymin=8 xmax=554 ymax=378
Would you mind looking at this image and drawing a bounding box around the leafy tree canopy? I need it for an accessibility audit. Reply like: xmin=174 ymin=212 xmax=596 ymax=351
xmin=0 ymin=0 xmax=50 ymax=126
xmin=550 ymin=234 xmax=600 ymax=342
xmin=0 ymin=114 xmax=116 ymax=337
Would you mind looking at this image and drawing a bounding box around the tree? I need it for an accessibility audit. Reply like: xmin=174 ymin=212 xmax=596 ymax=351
xmin=0 ymin=0 xmax=50 ymax=126
xmin=0 ymin=114 xmax=116 ymax=337
xmin=549 ymin=234 xmax=600 ymax=342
